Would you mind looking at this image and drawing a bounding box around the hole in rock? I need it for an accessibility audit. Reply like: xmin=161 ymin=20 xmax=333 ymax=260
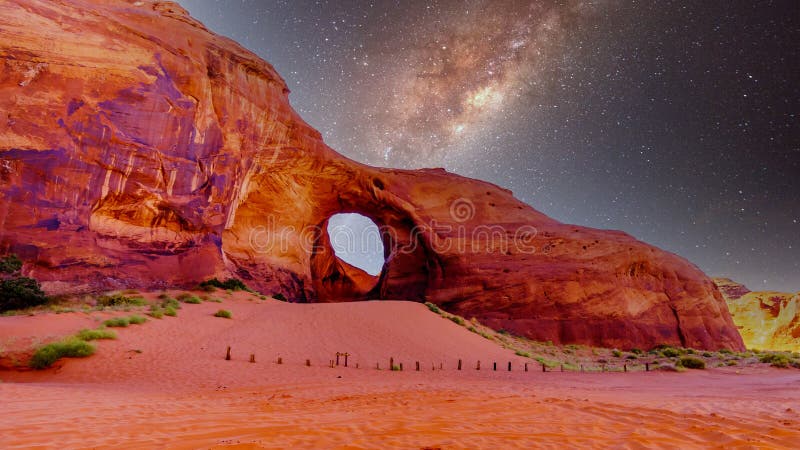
xmin=326 ymin=213 xmax=385 ymax=276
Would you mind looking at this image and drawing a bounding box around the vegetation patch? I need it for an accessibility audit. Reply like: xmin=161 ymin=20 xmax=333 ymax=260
xmin=424 ymin=302 xmax=441 ymax=314
xmin=76 ymin=328 xmax=117 ymax=341
xmin=199 ymin=278 xmax=251 ymax=292
xmin=96 ymin=293 xmax=147 ymax=307
xmin=213 ymin=309 xmax=232 ymax=319
xmin=103 ymin=317 xmax=130 ymax=328
xmin=677 ymin=356 xmax=706 ymax=369
xmin=177 ymin=293 xmax=202 ymax=304
xmin=272 ymin=293 xmax=288 ymax=302
xmin=0 ymin=276 xmax=48 ymax=312
xmin=29 ymin=337 xmax=95 ymax=369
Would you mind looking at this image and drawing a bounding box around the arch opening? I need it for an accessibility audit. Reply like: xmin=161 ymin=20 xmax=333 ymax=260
xmin=326 ymin=213 xmax=385 ymax=276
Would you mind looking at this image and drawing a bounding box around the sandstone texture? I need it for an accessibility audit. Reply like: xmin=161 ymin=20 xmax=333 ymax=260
xmin=714 ymin=278 xmax=799 ymax=352
xmin=0 ymin=0 xmax=744 ymax=350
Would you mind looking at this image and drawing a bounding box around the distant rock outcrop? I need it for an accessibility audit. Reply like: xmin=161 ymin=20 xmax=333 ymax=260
xmin=0 ymin=0 xmax=744 ymax=350
xmin=714 ymin=278 xmax=799 ymax=351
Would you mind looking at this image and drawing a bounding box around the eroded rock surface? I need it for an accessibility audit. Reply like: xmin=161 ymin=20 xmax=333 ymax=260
xmin=714 ymin=278 xmax=799 ymax=351
xmin=0 ymin=0 xmax=744 ymax=350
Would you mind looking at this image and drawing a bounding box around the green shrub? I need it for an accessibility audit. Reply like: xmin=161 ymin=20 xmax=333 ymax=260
xmin=76 ymin=328 xmax=117 ymax=341
xmin=449 ymin=316 xmax=465 ymax=326
xmin=213 ymin=309 xmax=232 ymax=319
xmin=515 ymin=350 xmax=531 ymax=358
xmin=626 ymin=354 xmax=638 ymax=360
xmin=147 ymin=307 xmax=164 ymax=319
xmin=164 ymin=306 xmax=177 ymax=317
xmin=612 ymin=349 xmax=622 ymax=357
xmin=0 ymin=276 xmax=48 ymax=312
xmin=128 ymin=315 xmax=147 ymax=325
xmin=702 ymin=351 xmax=713 ymax=357
xmin=630 ymin=348 xmax=643 ymax=354
xmin=103 ymin=317 xmax=130 ymax=328
xmin=677 ymin=356 xmax=706 ymax=369
xmin=661 ymin=347 xmax=682 ymax=358
xmin=29 ymin=337 xmax=95 ymax=369
xmin=0 ymin=254 xmax=23 ymax=273
xmin=96 ymin=293 xmax=147 ymax=307
xmin=160 ymin=298 xmax=181 ymax=309
xmin=759 ymin=353 xmax=791 ymax=368
xmin=177 ymin=293 xmax=201 ymax=304
xmin=719 ymin=348 xmax=733 ymax=354
xmin=424 ymin=302 xmax=441 ymax=314
xmin=273 ymin=293 xmax=288 ymax=302
xmin=199 ymin=278 xmax=250 ymax=292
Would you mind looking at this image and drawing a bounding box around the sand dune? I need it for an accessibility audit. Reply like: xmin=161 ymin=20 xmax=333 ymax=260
xmin=1 ymin=294 xmax=799 ymax=449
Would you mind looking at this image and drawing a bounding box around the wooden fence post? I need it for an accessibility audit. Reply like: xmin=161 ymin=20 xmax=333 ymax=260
xmin=225 ymin=346 xmax=231 ymax=361
xmin=390 ymin=357 xmax=394 ymax=370
xmin=277 ymin=357 xmax=283 ymax=365
xmin=493 ymin=362 xmax=497 ymax=371
xmin=458 ymin=359 xmax=462 ymax=370
xmin=400 ymin=363 xmax=403 ymax=371
xmin=336 ymin=352 xmax=340 ymax=366
xmin=524 ymin=362 xmax=528 ymax=372
xmin=344 ymin=353 xmax=349 ymax=367
xmin=624 ymin=363 xmax=627 ymax=372
xmin=476 ymin=360 xmax=481 ymax=370
xmin=306 ymin=359 xmax=311 ymax=367
xmin=646 ymin=362 xmax=650 ymax=372
xmin=416 ymin=361 xmax=420 ymax=371
xmin=542 ymin=362 xmax=546 ymax=372
xmin=508 ymin=361 xmax=512 ymax=371
xmin=560 ymin=364 xmax=564 ymax=372
xmin=250 ymin=354 xmax=255 ymax=363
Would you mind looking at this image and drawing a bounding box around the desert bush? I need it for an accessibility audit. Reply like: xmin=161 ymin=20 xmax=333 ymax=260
xmin=677 ymin=356 xmax=706 ymax=369
xmin=147 ymin=306 xmax=164 ymax=319
xmin=424 ymin=302 xmax=441 ymax=314
xmin=160 ymin=298 xmax=181 ymax=309
xmin=0 ymin=276 xmax=48 ymax=312
xmin=630 ymin=348 xmax=643 ymax=354
xmin=177 ymin=293 xmax=202 ymax=304
xmin=515 ymin=350 xmax=531 ymax=358
xmin=626 ymin=354 xmax=638 ymax=360
xmin=213 ymin=309 xmax=232 ymax=319
xmin=30 ymin=337 xmax=95 ymax=369
xmin=128 ymin=315 xmax=147 ymax=325
xmin=719 ymin=348 xmax=733 ymax=354
xmin=164 ymin=306 xmax=177 ymax=317
xmin=76 ymin=328 xmax=117 ymax=341
xmin=103 ymin=317 xmax=130 ymax=327
xmin=661 ymin=347 xmax=682 ymax=358
xmin=0 ymin=254 xmax=23 ymax=273
xmin=612 ymin=349 xmax=622 ymax=357
xmin=759 ymin=353 xmax=791 ymax=368
xmin=272 ymin=293 xmax=288 ymax=302
xmin=702 ymin=351 xmax=713 ymax=357
xmin=199 ymin=278 xmax=250 ymax=292
xmin=96 ymin=293 xmax=146 ymax=307
xmin=449 ymin=316 xmax=465 ymax=326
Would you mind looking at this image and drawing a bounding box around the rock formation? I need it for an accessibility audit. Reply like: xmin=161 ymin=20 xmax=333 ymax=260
xmin=714 ymin=278 xmax=799 ymax=352
xmin=0 ymin=0 xmax=744 ymax=350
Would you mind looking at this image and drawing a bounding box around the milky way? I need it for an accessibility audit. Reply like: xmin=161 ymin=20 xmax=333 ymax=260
xmin=178 ymin=0 xmax=799 ymax=291
xmin=354 ymin=1 xmax=585 ymax=167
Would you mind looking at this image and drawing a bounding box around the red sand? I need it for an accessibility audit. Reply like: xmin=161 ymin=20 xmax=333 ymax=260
xmin=1 ymin=293 xmax=799 ymax=449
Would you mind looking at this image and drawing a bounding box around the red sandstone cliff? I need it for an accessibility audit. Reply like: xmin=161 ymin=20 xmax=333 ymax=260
xmin=0 ymin=0 xmax=744 ymax=350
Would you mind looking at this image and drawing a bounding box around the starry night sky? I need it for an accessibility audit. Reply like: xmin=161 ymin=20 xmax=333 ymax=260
xmin=176 ymin=0 xmax=799 ymax=292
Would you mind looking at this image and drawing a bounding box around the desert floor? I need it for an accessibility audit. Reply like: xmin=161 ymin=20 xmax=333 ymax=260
xmin=1 ymin=293 xmax=799 ymax=449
